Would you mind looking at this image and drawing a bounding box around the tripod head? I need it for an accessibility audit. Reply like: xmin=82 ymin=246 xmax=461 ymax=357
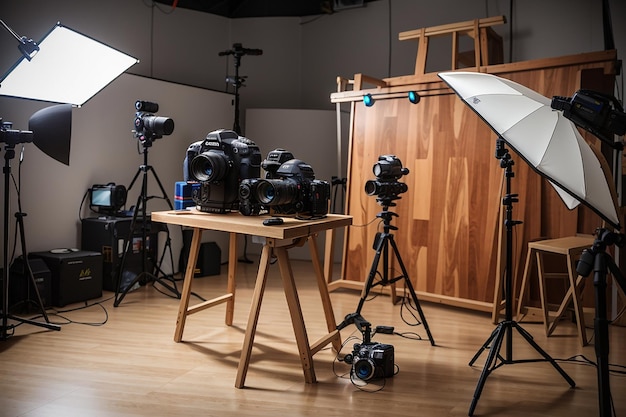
xmin=577 ymin=228 xmax=626 ymax=279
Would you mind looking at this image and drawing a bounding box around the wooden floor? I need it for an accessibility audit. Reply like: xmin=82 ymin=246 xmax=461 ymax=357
xmin=1 ymin=259 xmax=625 ymax=417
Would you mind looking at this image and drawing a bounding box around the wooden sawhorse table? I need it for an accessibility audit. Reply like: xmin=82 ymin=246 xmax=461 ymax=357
xmin=151 ymin=210 xmax=352 ymax=387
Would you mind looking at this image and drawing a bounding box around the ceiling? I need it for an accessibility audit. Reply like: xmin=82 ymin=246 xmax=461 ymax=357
xmin=153 ymin=0 xmax=376 ymax=18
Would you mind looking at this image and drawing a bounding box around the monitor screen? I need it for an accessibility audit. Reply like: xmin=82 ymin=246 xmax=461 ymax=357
xmin=91 ymin=187 xmax=113 ymax=208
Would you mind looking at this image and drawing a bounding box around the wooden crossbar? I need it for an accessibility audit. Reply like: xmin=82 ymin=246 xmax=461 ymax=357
xmin=399 ymin=15 xmax=506 ymax=75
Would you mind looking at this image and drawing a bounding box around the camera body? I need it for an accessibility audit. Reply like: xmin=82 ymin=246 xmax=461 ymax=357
xmin=184 ymin=129 xmax=261 ymax=214
xmin=261 ymin=148 xmax=294 ymax=178
xmin=133 ymin=100 xmax=174 ymax=143
xmin=365 ymin=155 xmax=409 ymax=204
xmin=239 ymin=157 xmax=330 ymax=217
xmin=347 ymin=342 xmax=394 ymax=381
xmin=238 ymin=148 xmax=296 ymax=216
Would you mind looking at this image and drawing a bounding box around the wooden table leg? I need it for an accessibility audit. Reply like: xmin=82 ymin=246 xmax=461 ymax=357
xmin=174 ymin=227 xmax=202 ymax=343
xmin=308 ymin=235 xmax=342 ymax=353
xmin=275 ymin=245 xmax=316 ymax=384
xmin=235 ymin=243 xmax=272 ymax=388
xmin=225 ymin=232 xmax=237 ymax=326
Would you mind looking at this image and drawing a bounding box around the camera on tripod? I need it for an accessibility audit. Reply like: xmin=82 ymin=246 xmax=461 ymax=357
xmin=364 ymin=155 xmax=409 ymax=204
xmin=238 ymin=149 xmax=330 ymax=217
xmin=344 ymin=342 xmax=395 ymax=381
xmin=133 ymin=100 xmax=174 ymax=144
xmin=183 ymin=129 xmax=262 ymax=214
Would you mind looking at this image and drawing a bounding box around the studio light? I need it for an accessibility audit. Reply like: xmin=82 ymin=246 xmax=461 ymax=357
xmin=28 ymin=104 xmax=72 ymax=165
xmin=363 ymin=93 xmax=375 ymax=107
xmin=0 ymin=20 xmax=138 ymax=340
xmin=0 ymin=22 xmax=138 ymax=106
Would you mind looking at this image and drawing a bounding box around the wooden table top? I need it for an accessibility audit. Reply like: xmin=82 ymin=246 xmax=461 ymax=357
xmin=151 ymin=210 xmax=352 ymax=240
xmin=528 ymin=235 xmax=595 ymax=254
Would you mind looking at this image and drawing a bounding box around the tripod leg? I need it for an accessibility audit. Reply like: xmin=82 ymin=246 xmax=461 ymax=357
xmin=336 ymin=232 xmax=386 ymax=331
xmin=511 ymin=322 xmax=575 ymax=387
xmin=469 ymin=323 xmax=508 ymax=416
xmin=354 ymin=233 xmax=386 ymax=315
xmin=468 ymin=325 xmax=499 ymax=366
xmin=114 ymin=188 xmax=145 ymax=307
xmin=146 ymin=165 xmax=173 ymax=210
xmin=6 ymin=214 xmax=60 ymax=332
xmin=15 ymin=214 xmax=51 ymax=322
xmin=593 ymin=252 xmax=612 ymax=417
xmin=388 ymin=236 xmax=435 ymax=345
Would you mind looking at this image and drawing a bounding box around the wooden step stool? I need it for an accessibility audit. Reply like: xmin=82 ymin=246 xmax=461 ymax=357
xmin=516 ymin=235 xmax=595 ymax=346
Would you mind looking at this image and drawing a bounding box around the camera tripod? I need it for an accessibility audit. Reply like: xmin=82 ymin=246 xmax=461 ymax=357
xmin=337 ymin=198 xmax=435 ymax=346
xmin=467 ymin=139 xmax=575 ymax=416
xmin=576 ymin=229 xmax=626 ymax=417
xmin=1 ymin=142 xmax=60 ymax=339
xmin=113 ymin=142 xmax=179 ymax=307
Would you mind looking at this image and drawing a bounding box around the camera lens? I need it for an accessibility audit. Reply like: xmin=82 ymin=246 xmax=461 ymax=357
xmin=255 ymin=179 xmax=298 ymax=205
xmin=190 ymin=152 xmax=229 ymax=182
xmin=364 ymin=180 xmax=379 ymax=195
xmin=136 ymin=115 xmax=174 ymax=136
xmin=364 ymin=180 xmax=408 ymax=197
xmin=239 ymin=183 xmax=251 ymax=198
xmin=352 ymin=358 xmax=376 ymax=381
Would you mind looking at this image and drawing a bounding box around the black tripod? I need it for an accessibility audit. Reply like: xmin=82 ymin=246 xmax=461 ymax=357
xmin=1 ymin=140 xmax=60 ymax=339
xmin=337 ymin=198 xmax=435 ymax=346
xmin=576 ymin=229 xmax=626 ymax=417
xmin=468 ymin=138 xmax=575 ymax=416
xmin=219 ymin=42 xmax=262 ymax=135
xmin=113 ymin=142 xmax=179 ymax=307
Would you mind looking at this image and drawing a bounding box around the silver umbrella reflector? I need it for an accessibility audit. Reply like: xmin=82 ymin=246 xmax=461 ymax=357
xmin=439 ymin=71 xmax=620 ymax=230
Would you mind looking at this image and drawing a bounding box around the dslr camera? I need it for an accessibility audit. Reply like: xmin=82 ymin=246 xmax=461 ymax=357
xmin=238 ymin=153 xmax=330 ymax=217
xmin=238 ymin=148 xmax=294 ymax=215
xmin=134 ymin=100 xmax=174 ymax=144
xmin=184 ymin=129 xmax=261 ymax=213
xmin=364 ymin=154 xmax=409 ymax=204
xmin=345 ymin=342 xmax=395 ymax=381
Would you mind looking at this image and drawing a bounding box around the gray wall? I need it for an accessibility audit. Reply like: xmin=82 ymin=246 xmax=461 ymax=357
xmin=0 ymin=0 xmax=623 ymax=271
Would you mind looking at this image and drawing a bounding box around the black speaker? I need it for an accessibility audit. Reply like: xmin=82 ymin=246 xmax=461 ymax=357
xmin=4 ymin=257 xmax=52 ymax=312
xmin=179 ymin=229 xmax=221 ymax=277
xmin=30 ymin=250 xmax=102 ymax=307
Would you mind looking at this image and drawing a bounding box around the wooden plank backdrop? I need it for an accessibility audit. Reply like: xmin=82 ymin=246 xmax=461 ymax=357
xmin=333 ymin=50 xmax=620 ymax=312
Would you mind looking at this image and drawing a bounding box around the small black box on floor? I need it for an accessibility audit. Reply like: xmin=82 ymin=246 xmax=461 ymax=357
xmin=7 ymin=256 xmax=52 ymax=311
xmin=179 ymin=229 xmax=221 ymax=277
xmin=196 ymin=242 xmax=221 ymax=277
xmin=30 ymin=250 xmax=103 ymax=307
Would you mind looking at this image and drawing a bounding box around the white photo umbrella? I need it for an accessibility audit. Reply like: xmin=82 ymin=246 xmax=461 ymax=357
xmin=439 ymin=71 xmax=620 ymax=230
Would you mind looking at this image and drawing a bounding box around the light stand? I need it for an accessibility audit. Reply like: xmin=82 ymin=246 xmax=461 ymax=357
xmin=467 ymin=138 xmax=575 ymax=416
xmin=577 ymin=229 xmax=626 ymax=417
xmin=0 ymin=19 xmax=137 ymax=324
xmin=113 ymin=139 xmax=179 ymax=307
xmin=219 ymin=43 xmax=262 ymax=263
xmin=219 ymin=43 xmax=262 ymax=135
xmin=1 ymin=129 xmax=60 ymax=340
xmin=337 ymin=196 xmax=435 ymax=346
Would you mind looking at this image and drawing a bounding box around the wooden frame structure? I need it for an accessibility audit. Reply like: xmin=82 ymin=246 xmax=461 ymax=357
xmin=327 ymin=17 xmax=621 ymax=313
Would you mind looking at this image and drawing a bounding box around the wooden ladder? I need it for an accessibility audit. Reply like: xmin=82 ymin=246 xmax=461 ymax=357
xmin=399 ymin=15 xmax=506 ymax=75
